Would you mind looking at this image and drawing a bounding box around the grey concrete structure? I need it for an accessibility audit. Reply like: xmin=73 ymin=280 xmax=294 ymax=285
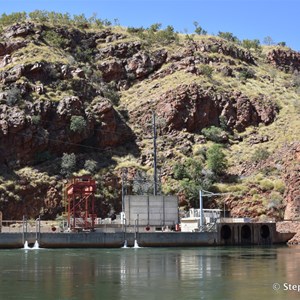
xmin=217 ymin=223 xmax=295 ymax=245
xmin=124 ymin=195 xmax=178 ymax=227
xmin=0 ymin=223 xmax=295 ymax=248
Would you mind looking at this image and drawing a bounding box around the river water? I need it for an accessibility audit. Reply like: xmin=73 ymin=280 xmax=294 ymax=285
xmin=0 ymin=246 xmax=299 ymax=300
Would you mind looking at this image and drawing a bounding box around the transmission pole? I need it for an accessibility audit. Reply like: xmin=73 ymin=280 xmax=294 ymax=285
xmin=152 ymin=111 xmax=157 ymax=196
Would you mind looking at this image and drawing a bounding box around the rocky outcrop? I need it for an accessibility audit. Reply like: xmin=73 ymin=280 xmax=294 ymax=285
xmin=131 ymin=84 xmax=278 ymax=133
xmin=282 ymin=143 xmax=300 ymax=220
xmin=3 ymin=22 xmax=36 ymax=39
xmin=0 ymin=40 xmax=28 ymax=58
xmin=267 ymin=48 xmax=300 ymax=72
xmin=98 ymin=49 xmax=168 ymax=84
xmin=97 ymin=41 xmax=142 ymax=59
xmin=277 ymin=222 xmax=300 ymax=244
xmin=0 ymin=96 xmax=135 ymax=167
xmin=0 ymin=20 xmax=297 ymax=222
xmin=190 ymin=39 xmax=256 ymax=64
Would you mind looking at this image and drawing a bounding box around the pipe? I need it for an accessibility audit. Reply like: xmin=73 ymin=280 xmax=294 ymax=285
xmin=199 ymin=190 xmax=203 ymax=231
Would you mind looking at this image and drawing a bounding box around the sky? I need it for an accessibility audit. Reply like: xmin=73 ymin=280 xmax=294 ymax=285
xmin=1 ymin=0 xmax=299 ymax=51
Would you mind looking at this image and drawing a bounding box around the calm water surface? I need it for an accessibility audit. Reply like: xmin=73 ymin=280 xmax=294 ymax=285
xmin=0 ymin=246 xmax=299 ymax=300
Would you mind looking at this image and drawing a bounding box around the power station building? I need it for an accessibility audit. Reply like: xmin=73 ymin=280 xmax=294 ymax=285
xmin=124 ymin=195 xmax=179 ymax=229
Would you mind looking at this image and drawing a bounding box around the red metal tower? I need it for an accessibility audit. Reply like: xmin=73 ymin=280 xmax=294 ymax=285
xmin=65 ymin=175 xmax=97 ymax=231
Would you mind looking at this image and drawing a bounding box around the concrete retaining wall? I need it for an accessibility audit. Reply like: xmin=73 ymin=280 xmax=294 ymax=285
xmin=217 ymin=222 xmax=294 ymax=245
xmin=0 ymin=223 xmax=294 ymax=249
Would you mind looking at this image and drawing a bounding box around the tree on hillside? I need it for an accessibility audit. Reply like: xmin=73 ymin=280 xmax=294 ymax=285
xmin=277 ymin=41 xmax=286 ymax=47
xmin=218 ymin=31 xmax=239 ymax=43
xmin=263 ymin=36 xmax=275 ymax=46
xmin=241 ymin=39 xmax=261 ymax=51
xmin=193 ymin=21 xmax=207 ymax=35
xmin=0 ymin=12 xmax=27 ymax=27
xmin=61 ymin=153 xmax=77 ymax=177
xmin=206 ymin=144 xmax=227 ymax=175
xmin=173 ymin=158 xmax=214 ymax=207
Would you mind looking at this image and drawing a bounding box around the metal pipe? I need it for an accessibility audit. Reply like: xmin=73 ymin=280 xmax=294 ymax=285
xmin=35 ymin=215 xmax=41 ymax=241
xmin=199 ymin=190 xmax=203 ymax=231
xmin=22 ymin=215 xmax=25 ymax=244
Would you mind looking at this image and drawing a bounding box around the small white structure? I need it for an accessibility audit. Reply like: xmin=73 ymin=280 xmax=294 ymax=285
xmin=180 ymin=208 xmax=224 ymax=232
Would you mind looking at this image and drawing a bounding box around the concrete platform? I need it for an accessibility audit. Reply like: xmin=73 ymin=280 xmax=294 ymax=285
xmin=0 ymin=222 xmax=295 ymax=248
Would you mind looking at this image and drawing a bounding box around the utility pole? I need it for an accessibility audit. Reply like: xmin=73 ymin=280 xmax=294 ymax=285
xmin=152 ymin=111 xmax=157 ymax=196
xmin=121 ymin=168 xmax=125 ymax=212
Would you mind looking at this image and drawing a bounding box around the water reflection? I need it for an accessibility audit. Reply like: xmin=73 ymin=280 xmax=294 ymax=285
xmin=0 ymin=246 xmax=299 ymax=299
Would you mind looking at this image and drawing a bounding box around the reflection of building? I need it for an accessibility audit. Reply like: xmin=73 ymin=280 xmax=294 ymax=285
xmin=124 ymin=195 xmax=178 ymax=229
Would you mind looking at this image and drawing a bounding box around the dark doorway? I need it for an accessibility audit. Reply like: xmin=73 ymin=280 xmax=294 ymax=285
xmin=241 ymin=225 xmax=251 ymax=244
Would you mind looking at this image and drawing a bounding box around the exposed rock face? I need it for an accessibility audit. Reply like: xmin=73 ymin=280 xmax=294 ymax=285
xmin=189 ymin=39 xmax=256 ymax=64
xmin=97 ymin=41 xmax=142 ymax=59
xmin=0 ymin=21 xmax=295 ymax=222
xmin=0 ymin=40 xmax=27 ymax=57
xmin=132 ymin=84 xmax=278 ymax=133
xmin=283 ymin=143 xmax=300 ymax=220
xmin=277 ymin=222 xmax=300 ymax=245
xmin=3 ymin=22 xmax=36 ymax=38
xmin=0 ymin=96 xmax=135 ymax=167
xmin=98 ymin=49 xmax=168 ymax=83
xmin=267 ymin=48 xmax=300 ymax=72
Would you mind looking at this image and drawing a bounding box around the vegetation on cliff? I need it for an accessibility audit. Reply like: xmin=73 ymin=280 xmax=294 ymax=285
xmin=0 ymin=11 xmax=300 ymax=223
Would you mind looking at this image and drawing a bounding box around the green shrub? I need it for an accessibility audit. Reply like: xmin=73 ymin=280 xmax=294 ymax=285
xmin=217 ymin=31 xmax=239 ymax=43
xmin=42 ymin=30 xmax=68 ymax=48
xmin=61 ymin=153 xmax=76 ymax=177
xmin=73 ymin=46 xmax=94 ymax=63
xmin=201 ymin=126 xmax=225 ymax=143
xmin=241 ymin=39 xmax=261 ymax=51
xmin=6 ymin=87 xmax=22 ymax=106
xmin=206 ymin=144 xmax=227 ymax=175
xmin=173 ymin=157 xmax=214 ymax=206
xmin=219 ymin=116 xmax=228 ymax=131
xmin=31 ymin=115 xmax=41 ymax=125
xmin=273 ymin=179 xmax=285 ymax=194
xmin=0 ymin=12 xmax=27 ymax=26
xmin=199 ymin=65 xmax=214 ymax=78
xmin=70 ymin=116 xmax=86 ymax=133
xmin=73 ymin=14 xmax=89 ymax=29
xmin=102 ymin=86 xmax=120 ymax=106
xmin=139 ymin=23 xmax=179 ymax=46
xmin=260 ymin=179 xmax=274 ymax=191
xmin=84 ymin=160 xmax=98 ymax=173
xmin=28 ymin=10 xmax=49 ymax=23
xmin=127 ymin=26 xmax=144 ymax=34
xmin=267 ymin=191 xmax=283 ymax=209
xmin=249 ymin=188 xmax=259 ymax=196
xmin=237 ymin=68 xmax=255 ymax=81
xmin=251 ymin=148 xmax=270 ymax=163
xmin=292 ymin=71 xmax=300 ymax=87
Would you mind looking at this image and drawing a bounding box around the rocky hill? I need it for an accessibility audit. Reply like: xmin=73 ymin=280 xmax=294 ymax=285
xmin=0 ymin=14 xmax=300 ymax=235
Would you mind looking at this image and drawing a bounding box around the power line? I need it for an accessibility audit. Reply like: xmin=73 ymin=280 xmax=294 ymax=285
xmin=12 ymin=130 xmax=138 ymax=156
xmin=27 ymin=117 xmax=136 ymax=138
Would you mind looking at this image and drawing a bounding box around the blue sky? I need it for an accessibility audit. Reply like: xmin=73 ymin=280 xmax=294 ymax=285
xmin=1 ymin=0 xmax=299 ymax=51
